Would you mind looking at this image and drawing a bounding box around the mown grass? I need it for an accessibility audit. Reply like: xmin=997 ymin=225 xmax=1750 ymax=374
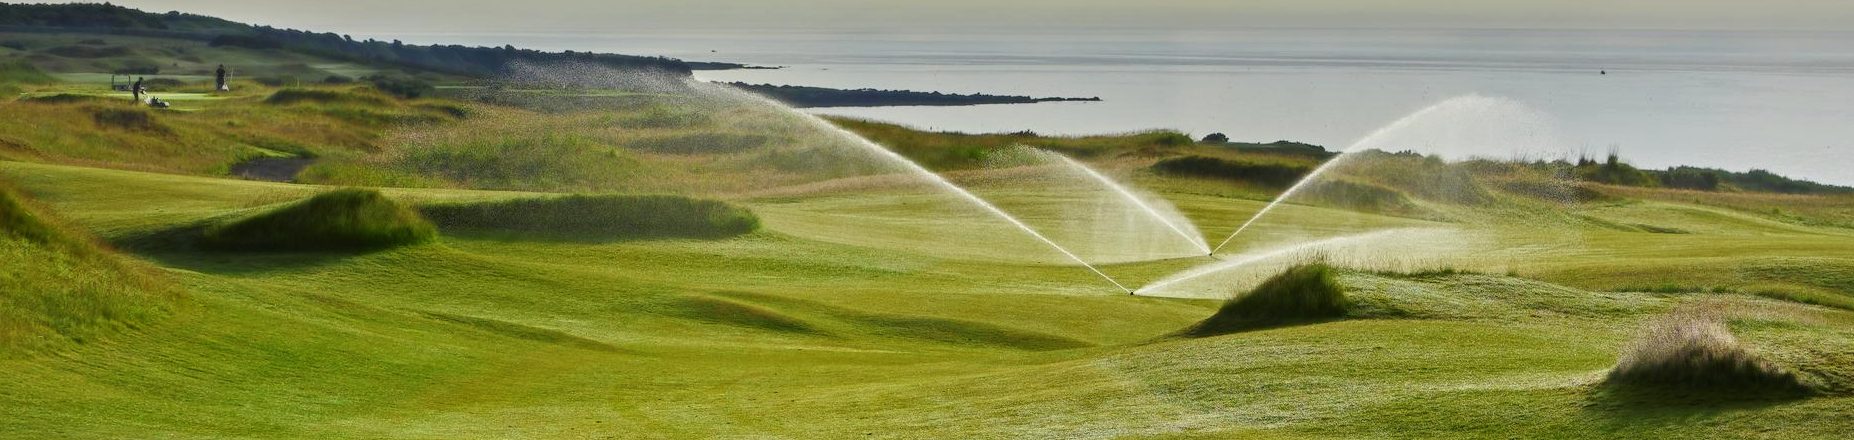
xmin=419 ymin=194 xmax=759 ymax=241
xmin=1183 ymin=262 xmax=1348 ymax=336
xmin=0 ymin=178 xmax=175 ymax=357
xmin=3 ymin=160 xmax=1854 ymax=438
xmin=200 ymin=188 xmax=436 ymax=251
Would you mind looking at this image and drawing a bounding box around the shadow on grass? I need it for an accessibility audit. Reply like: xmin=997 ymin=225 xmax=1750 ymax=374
xmin=109 ymin=222 xmax=404 ymax=275
xmin=1580 ymin=382 xmax=1812 ymax=429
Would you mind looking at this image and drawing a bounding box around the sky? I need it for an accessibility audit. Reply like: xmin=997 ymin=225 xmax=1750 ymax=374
xmin=93 ymin=0 xmax=1854 ymax=39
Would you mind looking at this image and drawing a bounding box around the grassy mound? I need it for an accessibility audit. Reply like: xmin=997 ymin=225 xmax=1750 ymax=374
xmin=201 ymin=188 xmax=436 ymax=251
xmin=265 ymin=88 xmax=391 ymax=106
xmin=1 ymin=179 xmax=175 ymax=356
xmin=1151 ymin=155 xmax=1312 ymax=188
xmin=419 ymin=194 xmax=759 ymax=241
xmin=1183 ymin=263 xmax=1349 ymax=337
xmin=0 ymin=59 xmax=57 ymax=84
xmin=1606 ymin=308 xmax=1807 ymax=395
xmin=89 ymin=106 xmax=169 ymax=133
xmin=21 ymin=93 xmax=113 ymax=105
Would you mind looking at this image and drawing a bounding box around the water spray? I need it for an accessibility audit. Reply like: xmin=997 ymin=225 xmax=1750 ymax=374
xmin=1044 ymin=151 xmax=1213 ymax=255
xmin=705 ymin=82 xmax=1134 ymax=293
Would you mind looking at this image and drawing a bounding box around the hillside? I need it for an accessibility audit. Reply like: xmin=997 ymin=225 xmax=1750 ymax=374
xmin=0 ymin=2 xmax=731 ymax=77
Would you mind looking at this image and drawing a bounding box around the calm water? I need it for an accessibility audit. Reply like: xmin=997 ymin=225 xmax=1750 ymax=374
xmin=416 ymin=28 xmax=1854 ymax=184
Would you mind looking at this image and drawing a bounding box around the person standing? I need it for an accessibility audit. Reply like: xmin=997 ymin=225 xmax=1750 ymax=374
xmin=132 ymin=77 xmax=144 ymax=103
xmin=215 ymin=65 xmax=229 ymax=91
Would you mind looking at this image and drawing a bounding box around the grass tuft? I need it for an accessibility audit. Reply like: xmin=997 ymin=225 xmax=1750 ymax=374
xmin=201 ymin=188 xmax=436 ymax=251
xmin=1183 ymin=262 xmax=1348 ymax=337
xmin=1605 ymin=307 xmax=1808 ymax=395
xmin=419 ymin=194 xmax=759 ymax=241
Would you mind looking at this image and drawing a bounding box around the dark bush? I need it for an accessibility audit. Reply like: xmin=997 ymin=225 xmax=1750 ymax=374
xmin=420 ymin=194 xmax=759 ymax=241
xmin=201 ymin=189 xmax=436 ymax=251
xmin=1201 ymin=132 xmax=1229 ymax=143
xmin=322 ymin=75 xmax=354 ymax=84
xmin=1152 ymin=155 xmax=1311 ymax=187
xmin=1182 ymin=263 xmax=1348 ymax=336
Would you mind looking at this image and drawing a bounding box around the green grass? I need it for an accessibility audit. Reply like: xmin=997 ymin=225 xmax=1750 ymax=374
xmin=5 ymin=29 xmax=1854 ymax=436
xmin=418 ymin=194 xmax=759 ymax=241
xmin=0 ymin=59 xmax=56 ymax=84
xmin=3 ymin=160 xmax=1854 ymax=438
xmin=0 ymin=177 xmax=176 ymax=357
xmin=200 ymin=188 xmax=436 ymax=251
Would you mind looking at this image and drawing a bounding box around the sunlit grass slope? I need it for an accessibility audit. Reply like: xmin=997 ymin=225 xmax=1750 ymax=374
xmin=0 ymin=177 xmax=177 ymax=357
xmin=3 ymin=160 xmax=1853 ymax=439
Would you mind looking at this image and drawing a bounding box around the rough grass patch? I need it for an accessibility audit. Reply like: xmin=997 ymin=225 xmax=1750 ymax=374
xmin=22 ymin=93 xmax=111 ymax=104
xmin=265 ymin=88 xmax=392 ymax=106
xmin=1605 ymin=307 xmax=1807 ymax=395
xmin=1 ymin=179 xmax=176 ymax=356
xmin=627 ymin=132 xmax=774 ymax=155
xmin=201 ymin=188 xmax=436 ymax=251
xmin=88 ymin=106 xmax=169 ymax=133
xmin=419 ymin=194 xmax=759 ymax=241
xmin=1151 ymin=155 xmax=1311 ymax=187
xmin=1183 ymin=262 xmax=1349 ymax=337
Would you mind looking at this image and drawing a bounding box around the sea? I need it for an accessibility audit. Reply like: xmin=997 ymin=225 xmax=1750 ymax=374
xmin=413 ymin=28 xmax=1854 ymax=185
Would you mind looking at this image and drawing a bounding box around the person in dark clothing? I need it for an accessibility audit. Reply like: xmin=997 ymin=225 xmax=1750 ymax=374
xmin=132 ymin=77 xmax=144 ymax=102
xmin=215 ymin=65 xmax=228 ymax=91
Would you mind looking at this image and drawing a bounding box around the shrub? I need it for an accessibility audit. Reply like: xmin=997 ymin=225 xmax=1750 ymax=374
xmin=1151 ymin=155 xmax=1311 ymax=187
xmin=420 ymin=194 xmax=759 ymax=241
xmin=1200 ymin=132 xmax=1230 ymax=144
xmin=322 ymin=75 xmax=354 ymax=84
xmin=201 ymin=189 xmax=436 ymax=251
xmin=1183 ymin=262 xmax=1348 ymax=336
xmin=1606 ymin=308 xmax=1807 ymax=394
